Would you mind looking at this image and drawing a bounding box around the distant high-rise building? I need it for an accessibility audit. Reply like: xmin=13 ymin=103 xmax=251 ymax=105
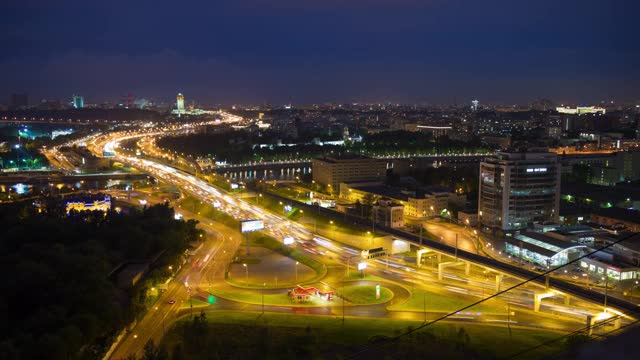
xmin=343 ymin=126 xmax=350 ymax=140
xmin=478 ymin=149 xmax=560 ymax=233
xmin=471 ymin=99 xmax=479 ymax=111
xmin=72 ymin=95 xmax=84 ymax=109
xmin=9 ymin=93 xmax=28 ymax=110
xmin=176 ymin=93 xmax=185 ymax=114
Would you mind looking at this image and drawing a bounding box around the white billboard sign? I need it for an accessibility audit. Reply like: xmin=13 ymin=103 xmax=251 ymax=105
xmin=240 ymin=219 xmax=264 ymax=233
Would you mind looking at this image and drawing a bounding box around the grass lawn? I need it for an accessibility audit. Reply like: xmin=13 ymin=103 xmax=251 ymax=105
xmin=388 ymin=287 xmax=500 ymax=313
xmin=180 ymin=298 xmax=210 ymax=309
xmin=340 ymin=285 xmax=393 ymax=305
xmin=167 ymin=310 xmax=568 ymax=359
xmin=250 ymin=234 xmax=326 ymax=278
xmin=254 ymin=190 xmax=386 ymax=238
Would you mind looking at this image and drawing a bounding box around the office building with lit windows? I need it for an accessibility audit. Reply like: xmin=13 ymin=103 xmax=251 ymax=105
xmin=478 ymin=149 xmax=560 ymax=232
xmin=313 ymin=155 xmax=387 ymax=192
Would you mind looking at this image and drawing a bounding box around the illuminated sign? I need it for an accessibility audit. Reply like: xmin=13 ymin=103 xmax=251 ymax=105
xmin=376 ymin=284 xmax=381 ymax=300
xmin=230 ymin=183 xmax=239 ymax=189
xmin=526 ymin=167 xmax=548 ymax=173
xmin=357 ymin=262 xmax=367 ymax=271
xmin=283 ymin=237 xmax=295 ymax=245
xmin=240 ymin=219 xmax=264 ymax=233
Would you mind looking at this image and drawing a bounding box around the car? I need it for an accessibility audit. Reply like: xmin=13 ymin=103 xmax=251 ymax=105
xmin=168 ymin=299 xmax=176 ymax=304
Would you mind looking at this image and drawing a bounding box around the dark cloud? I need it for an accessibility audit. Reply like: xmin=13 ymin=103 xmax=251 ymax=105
xmin=0 ymin=0 xmax=638 ymax=105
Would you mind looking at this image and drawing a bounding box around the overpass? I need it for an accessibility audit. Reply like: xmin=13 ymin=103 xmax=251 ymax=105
xmin=262 ymin=189 xmax=640 ymax=315
xmin=0 ymin=171 xmax=149 ymax=184
xmin=212 ymin=161 xmax=311 ymax=174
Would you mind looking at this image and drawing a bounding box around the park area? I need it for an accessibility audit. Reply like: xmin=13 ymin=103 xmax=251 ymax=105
xmin=162 ymin=310 xmax=572 ymax=360
xmin=227 ymin=246 xmax=317 ymax=287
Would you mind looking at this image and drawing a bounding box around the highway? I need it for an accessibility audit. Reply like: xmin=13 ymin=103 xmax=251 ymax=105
xmin=94 ymin=125 xmax=640 ymax=311
xmin=108 ymin=191 xmax=243 ymax=359
xmin=41 ymin=120 xmax=637 ymax=358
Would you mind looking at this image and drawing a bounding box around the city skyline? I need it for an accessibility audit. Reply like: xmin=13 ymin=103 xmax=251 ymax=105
xmin=2 ymin=1 xmax=640 ymax=359
xmin=2 ymin=0 xmax=639 ymax=105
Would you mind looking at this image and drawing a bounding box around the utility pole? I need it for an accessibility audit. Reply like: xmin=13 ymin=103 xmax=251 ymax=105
xmin=246 ymin=232 xmax=250 ymax=256
xmin=455 ymin=233 xmax=458 ymax=261
xmin=507 ymin=303 xmax=512 ymax=338
xmin=423 ymin=292 xmax=427 ymax=324
xmin=604 ymin=276 xmax=609 ymax=311
xmin=372 ymin=209 xmax=375 ymax=234
xmin=342 ymin=283 xmax=345 ymax=326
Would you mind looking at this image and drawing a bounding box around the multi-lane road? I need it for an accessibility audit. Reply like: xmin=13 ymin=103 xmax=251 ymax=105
xmin=41 ymin=120 xmax=638 ymax=358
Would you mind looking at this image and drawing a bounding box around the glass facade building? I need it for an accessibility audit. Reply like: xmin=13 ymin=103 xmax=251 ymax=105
xmin=479 ymin=149 xmax=560 ymax=231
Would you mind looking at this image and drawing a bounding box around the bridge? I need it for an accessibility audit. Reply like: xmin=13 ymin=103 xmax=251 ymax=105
xmin=262 ymin=189 xmax=640 ymax=315
xmin=0 ymin=171 xmax=149 ymax=184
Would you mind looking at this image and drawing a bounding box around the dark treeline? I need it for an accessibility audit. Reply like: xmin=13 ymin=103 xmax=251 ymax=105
xmin=0 ymin=200 xmax=201 ymax=359
xmin=0 ymin=108 xmax=162 ymax=122
xmin=156 ymin=130 xmax=492 ymax=164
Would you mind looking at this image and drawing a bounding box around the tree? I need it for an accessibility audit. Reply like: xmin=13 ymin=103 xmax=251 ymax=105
xmin=142 ymin=340 xmax=168 ymax=360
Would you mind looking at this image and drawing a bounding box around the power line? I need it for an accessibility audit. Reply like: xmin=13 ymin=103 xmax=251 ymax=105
xmin=508 ymin=308 xmax=640 ymax=359
xmin=348 ymin=231 xmax=640 ymax=359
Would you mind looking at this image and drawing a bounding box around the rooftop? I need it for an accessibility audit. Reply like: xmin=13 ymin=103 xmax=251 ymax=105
xmin=510 ymin=231 xmax=586 ymax=257
xmin=348 ymin=183 xmax=409 ymax=202
xmin=592 ymin=207 xmax=640 ymax=225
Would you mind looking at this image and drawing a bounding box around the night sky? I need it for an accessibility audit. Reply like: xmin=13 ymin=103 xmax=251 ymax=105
xmin=1 ymin=0 xmax=638 ymax=106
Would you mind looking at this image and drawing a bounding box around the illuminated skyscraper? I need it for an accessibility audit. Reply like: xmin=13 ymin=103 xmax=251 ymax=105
xmin=73 ymin=95 xmax=84 ymax=109
xmin=478 ymin=149 xmax=560 ymax=233
xmin=471 ymin=99 xmax=479 ymax=111
xmin=176 ymin=93 xmax=185 ymax=114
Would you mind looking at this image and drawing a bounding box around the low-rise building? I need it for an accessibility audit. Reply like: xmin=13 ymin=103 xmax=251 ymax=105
xmin=373 ymin=198 xmax=405 ymax=228
xmin=457 ymin=211 xmax=478 ymax=226
xmin=505 ymin=231 xmax=589 ymax=267
xmin=590 ymin=208 xmax=640 ymax=233
xmin=340 ymin=182 xmax=462 ymax=219
xmin=65 ymin=195 xmax=111 ymax=214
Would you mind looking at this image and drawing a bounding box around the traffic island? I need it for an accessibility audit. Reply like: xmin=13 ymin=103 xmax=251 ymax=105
xmin=227 ymin=246 xmax=319 ymax=288
xmin=387 ymin=287 xmax=499 ymax=313
xmin=340 ymin=284 xmax=394 ymax=305
xmin=210 ymin=286 xmax=339 ymax=307
xmin=180 ymin=298 xmax=210 ymax=310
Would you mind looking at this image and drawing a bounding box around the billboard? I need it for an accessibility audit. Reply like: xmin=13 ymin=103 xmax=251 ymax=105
xmin=240 ymin=219 xmax=264 ymax=233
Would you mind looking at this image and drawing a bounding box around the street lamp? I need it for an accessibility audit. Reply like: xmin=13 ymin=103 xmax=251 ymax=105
xmin=330 ymin=220 xmax=336 ymax=239
xmin=295 ymin=261 xmax=299 ymax=283
xmin=358 ymin=262 xmax=368 ymax=278
xmin=243 ymin=263 xmax=249 ymax=283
